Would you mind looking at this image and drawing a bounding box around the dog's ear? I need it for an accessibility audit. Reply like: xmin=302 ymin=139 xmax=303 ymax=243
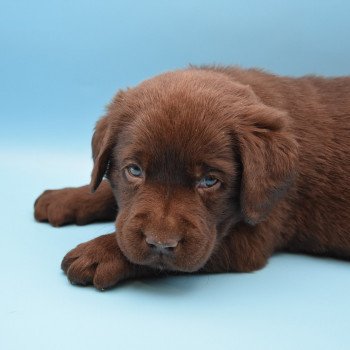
xmin=90 ymin=115 xmax=113 ymax=192
xmin=90 ymin=91 xmax=126 ymax=192
xmin=236 ymin=104 xmax=298 ymax=225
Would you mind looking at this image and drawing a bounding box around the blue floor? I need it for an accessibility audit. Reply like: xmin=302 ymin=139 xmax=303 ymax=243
xmin=1 ymin=148 xmax=350 ymax=349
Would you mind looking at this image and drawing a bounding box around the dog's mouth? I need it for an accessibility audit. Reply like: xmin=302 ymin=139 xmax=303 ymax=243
xmin=116 ymin=212 xmax=217 ymax=273
xmin=144 ymin=252 xmax=178 ymax=271
xmin=121 ymin=234 xmax=211 ymax=272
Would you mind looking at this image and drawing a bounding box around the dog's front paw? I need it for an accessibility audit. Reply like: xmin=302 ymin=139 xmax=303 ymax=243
xmin=34 ymin=189 xmax=76 ymax=226
xmin=61 ymin=233 xmax=131 ymax=290
xmin=34 ymin=183 xmax=116 ymax=227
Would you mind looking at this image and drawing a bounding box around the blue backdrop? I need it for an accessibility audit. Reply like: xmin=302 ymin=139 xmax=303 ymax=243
xmin=2 ymin=0 xmax=350 ymax=151
xmin=1 ymin=1 xmax=350 ymax=349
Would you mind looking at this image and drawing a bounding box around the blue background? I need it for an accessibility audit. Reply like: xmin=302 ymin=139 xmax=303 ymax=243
xmin=1 ymin=1 xmax=350 ymax=349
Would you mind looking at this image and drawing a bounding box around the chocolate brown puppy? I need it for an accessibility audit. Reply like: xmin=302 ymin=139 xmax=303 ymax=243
xmin=34 ymin=66 xmax=350 ymax=289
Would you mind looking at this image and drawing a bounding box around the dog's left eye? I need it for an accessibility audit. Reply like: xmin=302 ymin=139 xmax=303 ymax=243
xmin=197 ymin=176 xmax=219 ymax=189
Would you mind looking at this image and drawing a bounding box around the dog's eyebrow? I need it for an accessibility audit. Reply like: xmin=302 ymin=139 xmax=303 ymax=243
xmin=121 ymin=157 xmax=142 ymax=165
xmin=200 ymin=164 xmax=224 ymax=173
xmin=197 ymin=160 xmax=236 ymax=176
xmin=114 ymin=145 xmax=145 ymax=167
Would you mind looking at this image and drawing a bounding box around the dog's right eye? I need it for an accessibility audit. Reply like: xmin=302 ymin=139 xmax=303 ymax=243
xmin=126 ymin=164 xmax=143 ymax=177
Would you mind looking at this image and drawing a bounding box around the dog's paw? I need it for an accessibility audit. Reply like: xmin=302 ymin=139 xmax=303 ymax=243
xmin=34 ymin=184 xmax=116 ymax=227
xmin=61 ymin=234 xmax=131 ymax=290
xmin=34 ymin=188 xmax=76 ymax=226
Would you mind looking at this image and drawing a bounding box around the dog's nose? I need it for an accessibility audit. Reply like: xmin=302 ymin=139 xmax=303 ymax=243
xmin=145 ymin=235 xmax=179 ymax=253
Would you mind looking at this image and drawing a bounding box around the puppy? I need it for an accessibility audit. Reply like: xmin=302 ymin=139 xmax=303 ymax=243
xmin=34 ymin=66 xmax=350 ymax=289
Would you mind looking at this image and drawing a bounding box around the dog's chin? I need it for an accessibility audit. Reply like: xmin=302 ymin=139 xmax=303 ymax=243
xmin=135 ymin=252 xmax=206 ymax=273
xmin=147 ymin=256 xmax=176 ymax=272
xmin=120 ymin=247 xmax=205 ymax=273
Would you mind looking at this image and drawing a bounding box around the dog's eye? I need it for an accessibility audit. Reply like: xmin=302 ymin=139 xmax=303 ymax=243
xmin=127 ymin=164 xmax=143 ymax=177
xmin=197 ymin=176 xmax=219 ymax=189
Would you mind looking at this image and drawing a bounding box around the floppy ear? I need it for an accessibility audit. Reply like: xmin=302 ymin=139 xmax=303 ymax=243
xmin=236 ymin=104 xmax=298 ymax=225
xmin=90 ymin=115 xmax=113 ymax=192
xmin=90 ymin=90 xmax=127 ymax=192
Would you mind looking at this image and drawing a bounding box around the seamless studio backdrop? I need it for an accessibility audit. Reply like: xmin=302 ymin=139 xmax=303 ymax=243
xmin=1 ymin=1 xmax=350 ymax=350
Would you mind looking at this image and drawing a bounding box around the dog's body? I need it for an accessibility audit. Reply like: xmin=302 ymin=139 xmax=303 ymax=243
xmin=34 ymin=66 xmax=350 ymax=289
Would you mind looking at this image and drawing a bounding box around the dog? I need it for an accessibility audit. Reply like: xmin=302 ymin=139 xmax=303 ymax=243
xmin=34 ymin=66 xmax=350 ymax=290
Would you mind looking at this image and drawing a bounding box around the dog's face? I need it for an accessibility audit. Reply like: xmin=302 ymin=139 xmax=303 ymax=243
xmin=90 ymin=69 xmax=298 ymax=272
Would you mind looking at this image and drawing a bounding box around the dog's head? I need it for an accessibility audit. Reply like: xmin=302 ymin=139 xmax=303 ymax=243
xmin=90 ymin=69 xmax=298 ymax=272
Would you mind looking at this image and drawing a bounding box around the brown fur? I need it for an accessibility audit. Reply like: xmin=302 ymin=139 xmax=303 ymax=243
xmin=34 ymin=66 xmax=350 ymax=289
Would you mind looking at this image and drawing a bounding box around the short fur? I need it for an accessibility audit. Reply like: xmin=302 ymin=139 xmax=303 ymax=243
xmin=34 ymin=66 xmax=350 ymax=289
